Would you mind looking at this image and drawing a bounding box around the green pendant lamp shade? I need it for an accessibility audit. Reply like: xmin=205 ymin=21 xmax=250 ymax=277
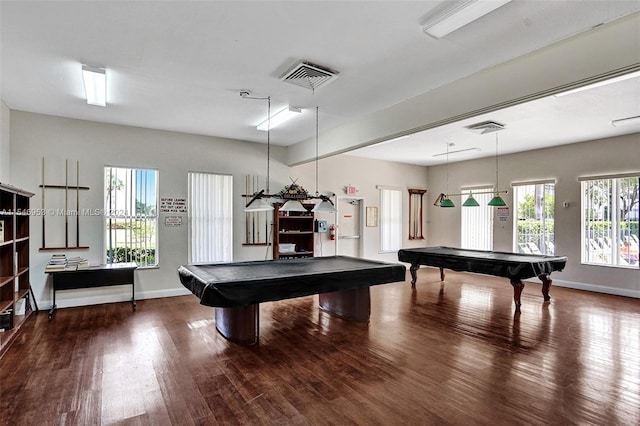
xmin=488 ymin=194 xmax=507 ymax=206
xmin=462 ymin=194 xmax=480 ymax=207
xmin=439 ymin=197 xmax=456 ymax=207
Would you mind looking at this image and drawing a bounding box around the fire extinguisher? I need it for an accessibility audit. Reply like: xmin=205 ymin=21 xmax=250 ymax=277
xmin=329 ymin=224 xmax=336 ymax=240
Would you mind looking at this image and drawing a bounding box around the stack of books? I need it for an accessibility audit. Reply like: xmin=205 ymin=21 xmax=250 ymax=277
xmin=44 ymin=254 xmax=67 ymax=272
xmin=66 ymin=256 xmax=89 ymax=270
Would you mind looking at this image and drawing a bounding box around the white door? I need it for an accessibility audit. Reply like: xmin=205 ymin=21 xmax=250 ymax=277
xmin=336 ymin=197 xmax=363 ymax=257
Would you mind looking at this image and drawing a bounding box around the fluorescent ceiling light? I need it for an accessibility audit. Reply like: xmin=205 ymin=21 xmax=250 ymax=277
xmin=433 ymin=147 xmax=480 ymax=157
xmin=611 ymin=115 xmax=640 ymax=127
xmin=554 ymin=70 xmax=640 ymax=97
xmin=257 ymin=106 xmax=302 ymax=131
xmin=82 ymin=65 xmax=106 ymax=106
xmin=423 ymin=0 xmax=513 ymax=39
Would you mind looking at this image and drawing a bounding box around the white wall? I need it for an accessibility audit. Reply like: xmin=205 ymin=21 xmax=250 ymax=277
xmin=9 ymin=111 xmax=295 ymax=309
xmin=292 ymin=155 xmax=428 ymax=263
xmin=0 ymin=101 xmax=9 ymax=182
xmin=8 ymin=110 xmax=639 ymax=310
xmin=427 ymin=133 xmax=640 ymax=297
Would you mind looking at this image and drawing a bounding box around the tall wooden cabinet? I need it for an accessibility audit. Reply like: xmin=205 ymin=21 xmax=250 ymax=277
xmin=273 ymin=203 xmax=315 ymax=259
xmin=0 ymin=183 xmax=35 ymax=356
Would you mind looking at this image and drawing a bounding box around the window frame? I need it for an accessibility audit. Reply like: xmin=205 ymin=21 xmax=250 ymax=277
xmin=512 ymin=180 xmax=556 ymax=255
xmin=104 ymin=166 xmax=159 ymax=268
xmin=580 ymin=173 xmax=639 ymax=268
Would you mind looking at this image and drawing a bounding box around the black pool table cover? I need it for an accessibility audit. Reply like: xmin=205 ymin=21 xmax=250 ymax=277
xmin=397 ymin=246 xmax=567 ymax=280
xmin=178 ymin=255 xmax=406 ymax=308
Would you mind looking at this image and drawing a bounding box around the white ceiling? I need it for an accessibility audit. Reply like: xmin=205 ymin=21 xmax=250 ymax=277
xmin=350 ymin=75 xmax=640 ymax=166
xmin=1 ymin=1 xmax=639 ymax=166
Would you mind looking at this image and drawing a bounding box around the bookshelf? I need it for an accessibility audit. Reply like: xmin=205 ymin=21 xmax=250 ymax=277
xmin=0 ymin=182 xmax=36 ymax=357
xmin=273 ymin=203 xmax=315 ymax=259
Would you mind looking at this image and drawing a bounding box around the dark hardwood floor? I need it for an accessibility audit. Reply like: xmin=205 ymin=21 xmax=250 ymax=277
xmin=1 ymin=268 xmax=638 ymax=425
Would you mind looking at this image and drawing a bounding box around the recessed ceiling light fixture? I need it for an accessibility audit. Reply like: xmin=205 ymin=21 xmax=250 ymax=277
xmin=611 ymin=115 xmax=640 ymax=127
xmin=554 ymin=70 xmax=640 ymax=97
xmin=423 ymin=0 xmax=513 ymax=39
xmin=433 ymin=147 xmax=480 ymax=157
xmin=82 ymin=65 xmax=106 ymax=106
xmin=257 ymin=106 xmax=302 ymax=131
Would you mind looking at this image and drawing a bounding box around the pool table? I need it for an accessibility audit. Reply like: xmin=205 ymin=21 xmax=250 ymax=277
xmin=398 ymin=246 xmax=567 ymax=312
xmin=178 ymin=255 xmax=406 ymax=344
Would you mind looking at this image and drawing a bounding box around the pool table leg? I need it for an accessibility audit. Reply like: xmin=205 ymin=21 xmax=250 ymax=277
xmin=539 ymin=274 xmax=552 ymax=302
xmin=215 ymin=304 xmax=259 ymax=345
xmin=439 ymin=267 xmax=445 ymax=282
xmin=409 ymin=263 xmax=419 ymax=287
xmin=319 ymin=287 xmax=371 ymax=322
xmin=510 ymin=279 xmax=524 ymax=313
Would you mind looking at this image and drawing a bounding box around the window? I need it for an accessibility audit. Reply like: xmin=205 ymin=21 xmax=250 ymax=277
xmin=461 ymin=186 xmax=494 ymax=250
xmin=513 ymin=181 xmax=555 ymax=255
xmin=105 ymin=167 xmax=158 ymax=267
xmin=581 ymin=174 xmax=639 ymax=267
xmin=188 ymin=172 xmax=233 ymax=263
xmin=379 ymin=186 xmax=402 ymax=252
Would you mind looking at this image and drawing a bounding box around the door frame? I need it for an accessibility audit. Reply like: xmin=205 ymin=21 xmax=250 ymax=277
xmin=335 ymin=196 xmax=365 ymax=258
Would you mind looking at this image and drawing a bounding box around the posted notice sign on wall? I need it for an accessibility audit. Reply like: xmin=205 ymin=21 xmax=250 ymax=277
xmin=497 ymin=206 xmax=510 ymax=221
xmin=160 ymin=197 xmax=187 ymax=213
xmin=164 ymin=216 xmax=183 ymax=227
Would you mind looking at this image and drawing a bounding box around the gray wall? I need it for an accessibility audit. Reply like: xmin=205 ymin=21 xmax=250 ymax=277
xmin=9 ymin=110 xmax=428 ymax=309
xmin=9 ymin=111 xmax=293 ymax=308
xmin=0 ymin=101 xmax=9 ymax=182
xmin=426 ymin=133 xmax=640 ymax=297
xmin=7 ymin=111 xmax=640 ymax=310
xmin=292 ymin=154 xmax=428 ymax=263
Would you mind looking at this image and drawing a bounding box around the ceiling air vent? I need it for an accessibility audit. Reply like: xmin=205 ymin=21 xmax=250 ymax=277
xmin=281 ymin=62 xmax=338 ymax=91
xmin=465 ymin=120 xmax=506 ymax=134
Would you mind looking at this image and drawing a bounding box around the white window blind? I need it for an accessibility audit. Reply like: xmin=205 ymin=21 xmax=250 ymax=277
xmin=188 ymin=172 xmax=233 ymax=263
xmin=379 ymin=187 xmax=402 ymax=252
xmin=513 ymin=182 xmax=555 ymax=255
xmin=461 ymin=186 xmax=493 ymax=250
xmin=104 ymin=166 xmax=158 ymax=267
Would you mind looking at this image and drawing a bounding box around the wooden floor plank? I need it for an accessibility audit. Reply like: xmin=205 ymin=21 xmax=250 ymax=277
xmin=1 ymin=268 xmax=639 ymax=425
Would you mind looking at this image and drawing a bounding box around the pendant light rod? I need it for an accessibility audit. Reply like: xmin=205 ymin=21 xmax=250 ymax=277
xmin=494 ymin=133 xmax=499 ymax=194
xmin=446 ymin=142 xmax=450 ymax=194
xmin=241 ymin=92 xmax=273 ymax=211
xmin=315 ymin=106 xmax=319 ymax=196
xmin=311 ymin=105 xmax=336 ymax=212
xmin=267 ymin=96 xmax=270 ymax=194
xmin=437 ymin=189 xmax=509 ymax=198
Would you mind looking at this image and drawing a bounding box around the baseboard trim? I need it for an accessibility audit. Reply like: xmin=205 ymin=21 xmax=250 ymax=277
xmin=38 ymin=277 xmax=639 ymax=311
xmin=525 ymin=277 xmax=639 ymax=299
xmin=41 ymin=287 xmax=192 ymax=311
